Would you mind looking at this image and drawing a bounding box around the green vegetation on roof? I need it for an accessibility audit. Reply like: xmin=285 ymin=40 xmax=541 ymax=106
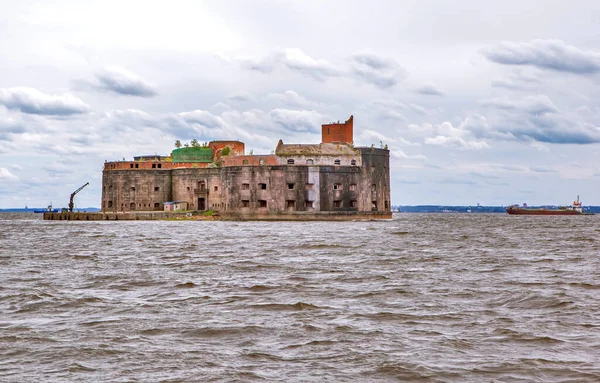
xmin=172 ymin=147 xmax=214 ymax=163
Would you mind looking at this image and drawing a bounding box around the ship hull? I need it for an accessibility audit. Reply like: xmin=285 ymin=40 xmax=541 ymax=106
xmin=506 ymin=207 xmax=581 ymax=215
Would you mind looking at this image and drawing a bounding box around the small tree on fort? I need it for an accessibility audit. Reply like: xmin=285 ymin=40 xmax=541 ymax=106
xmin=221 ymin=146 xmax=231 ymax=156
xmin=190 ymin=139 xmax=200 ymax=147
xmin=175 ymin=140 xmax=182 ymax=148
xmin=184 ymin=143 xmax=189 ymax=147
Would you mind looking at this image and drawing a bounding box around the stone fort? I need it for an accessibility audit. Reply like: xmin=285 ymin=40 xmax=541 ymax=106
xmin=101 ymin=115 xmax=392 ymax=220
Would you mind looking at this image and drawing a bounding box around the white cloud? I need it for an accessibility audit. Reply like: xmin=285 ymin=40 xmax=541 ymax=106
xmin=265 ymin=90 xmax=309 ymax=107
xmin=0 ymin=168 xmax=18 ymax=180
xmin=0 ymin=87 xmax=90 ymax=115
xmin=484 ymin=39 xmax=600 ymax=74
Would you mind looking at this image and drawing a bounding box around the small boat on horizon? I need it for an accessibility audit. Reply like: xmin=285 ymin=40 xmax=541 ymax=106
xmin=506 ymin=196 xmax=593 ymax=216
xmin=34 ymin=203 xmax=59 ymax=213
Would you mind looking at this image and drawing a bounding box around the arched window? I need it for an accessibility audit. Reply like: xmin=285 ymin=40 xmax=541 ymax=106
xmin=306 ymin=159 xmax=314 ymax=165
xmin=287 ymin=159 xmax=295 ymax=165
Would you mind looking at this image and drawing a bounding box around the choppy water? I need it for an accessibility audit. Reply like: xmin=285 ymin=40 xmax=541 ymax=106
xmin=1 ymin=212 xmax=599 ymax=382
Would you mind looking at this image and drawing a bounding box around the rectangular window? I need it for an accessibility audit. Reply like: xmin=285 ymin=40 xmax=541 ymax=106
xmin=154 ymin=186 xmax=159 ymax=192
xmin=333 ymin=200 xmax=342 ymax=208
xmin=108 ymin=201 xmax=113 ymax=208
xmin=214 ymin=186 xmax=218 ymax=191
xmin=333 ymin=183 xmax=342 ymax=190
xmin=258 ymin=200 xmax=267 ymax=207
xmin=135 ymin=164 xmax=139 ymax=168
xmin=259 ymin=183 xmax=267 ymax=190
xmin=287 ymin=183 xmax=295 ymax=190
xmin=385 ymin=201 xmax=389 ymax=209
xmin=187 ymin=186 xmax=191 ymax=191
xmin=242 ymin=183 xmax=250 ymax=190
xmin=242 ymin=159 xmax=248 ymax=165
xmin=334 ymin=159 xmax=341 ymax=165
xmin=286 ymin=200 xmax=295 ymax=209
xmin=157 ymin=164 xmax=162 ymax=168
xmin=349 ymin=184 xmax=357 ymax=191
xmin=152 ymin=164 xmax=156 ymax=168
xmin=242 ymin=200 xmax=250 ymax=207
xmin=372 ymin=201 xmax=378 ymax=210
xmin=306 ymin=200 xmax=313 ymax=208
xmin=130 ymin=164 xmax=134 ymax=168
xmin=350 ymin=200 xmax=358 ymax=208
xmin=306 ymin=183 xmax=314 ymax=190
xmin=371 ymin=184 xmax=377 ymax=191
xmin=154 ymin=202 xmax=159 ymax=208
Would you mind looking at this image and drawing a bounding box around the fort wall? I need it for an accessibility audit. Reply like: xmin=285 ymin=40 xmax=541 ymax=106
xmin=98 ymin=115 xmax=392 ymax=220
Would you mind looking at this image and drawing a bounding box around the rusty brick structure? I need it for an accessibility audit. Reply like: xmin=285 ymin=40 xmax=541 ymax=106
xmin=101 ymin=115 xmax=392 ymax=220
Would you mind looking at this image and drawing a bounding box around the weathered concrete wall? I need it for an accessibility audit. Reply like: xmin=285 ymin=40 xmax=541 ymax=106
xmin=101 ymin=148 xmax=392 ymax=217
xmin=358 ymin=147 xmax=391 ymax=212
xmin=102 ymin=170 xmax=172 ymax=212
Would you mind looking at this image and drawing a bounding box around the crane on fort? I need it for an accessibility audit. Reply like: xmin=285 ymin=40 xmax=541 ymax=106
xmin=68 ymin=182 xmax=89 ymax=212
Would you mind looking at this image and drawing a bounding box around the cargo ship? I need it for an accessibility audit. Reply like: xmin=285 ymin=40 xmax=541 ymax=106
xmin=506 ymin=196 xmax=592 ymax=215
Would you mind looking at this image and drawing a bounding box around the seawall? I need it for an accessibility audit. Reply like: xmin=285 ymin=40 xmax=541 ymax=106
xmin=43 ymin=211 xmax=392 ymax=221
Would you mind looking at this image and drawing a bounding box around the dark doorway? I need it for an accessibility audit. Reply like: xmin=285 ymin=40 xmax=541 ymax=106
xmin=198 ymin=198 xmax=206 ymax=211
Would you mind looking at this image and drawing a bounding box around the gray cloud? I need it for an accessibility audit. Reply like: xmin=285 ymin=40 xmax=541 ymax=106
xmin=482 ymin=95 xmax=600 ymax=144
xmin=491 ymin=71 xmax=540 ymax=91
xmin=0 ymin=87 xmax=90 ymax=115
xmin=414 ymin=83 xmax=444 ymax=96
xmin=91 ymin=67 xmax=157 ymax=97
xmin=481 ymin=95 xmax=559 ymax=115
xmin=227 ymin=91 xmax=255 ymax=103
xmin=0 ymin=117 xmax=26 ymax=140
xmin=484 ymin=39 xmax=600 ymax=74
xmin=349 ymin=51 xmax=406 ymax=88
xmin=233 ymin=49 xmax=405 ymax=88
xmin=237 ymin=48 xmax=341 ymax=81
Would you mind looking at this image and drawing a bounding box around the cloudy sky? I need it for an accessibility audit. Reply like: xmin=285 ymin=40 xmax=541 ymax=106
xmin=2 ymin=0 xmax=600 ymax=208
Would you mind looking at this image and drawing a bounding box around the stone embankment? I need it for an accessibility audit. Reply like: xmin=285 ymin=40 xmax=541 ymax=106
xmin=43 ymin=211 xmax=392 ymax=221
